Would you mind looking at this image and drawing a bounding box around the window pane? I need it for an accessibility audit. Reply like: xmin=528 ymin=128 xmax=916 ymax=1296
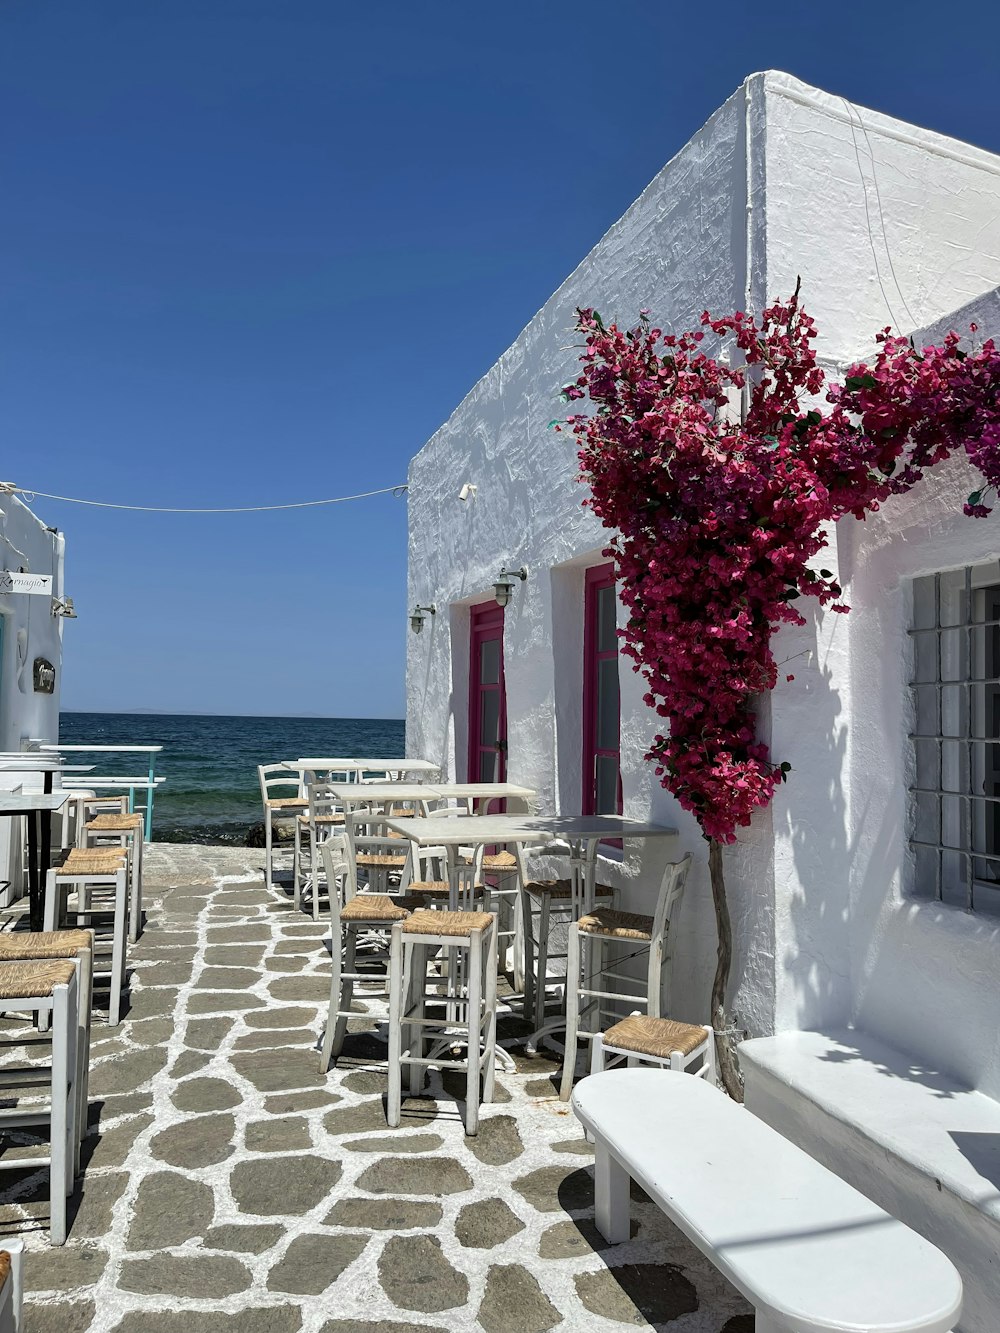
xmin=914 ymin=790 xmax=939 ymax=843
xmin=479 ymin=749 xmax=499 ymax=782
xmin=595 ymin=754 xmax=620 ymax=815
xmin=942 ymin=795 xmax=964 ymax=850
xmin=913 ymin=632 xmax=937 ymax=683
xmin=941 ymin=849 xmax=969 ymax=907
xmin=913 ymin=685 xmax=937 ymax=736
xmin=940 ymin=629 xmax=966 ymax=682
xmin=912 ymin=843 xmax=938 ymax=899
xmin=941 ymin=685 xmax=964 ymax=738
xmin=939 ymin=569 xmax=967 ymax=627
xmin=597 ymin=584 xmax=617 ymax=653
xmin=914 ymin=739 xmax=939 ymax=791
xmin=941 ymin=740 xmax=963 ymax=794
xmin=597 ymin=658 xmax=620 ymax=751
xmin=480 ymin=637 xmax=500 ymax=685
xmin=912 ymin=576 xmax=937 ymax=631
xmin=480 ymin=689 xmax=500 ymax=749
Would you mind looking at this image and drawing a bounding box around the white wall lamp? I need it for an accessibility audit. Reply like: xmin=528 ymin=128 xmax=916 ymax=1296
xmin=410 ymin=603 xmax=436 ymax=635
xmin=51 ymin=597 xmax=77 ymax=618
xmin=493 ymin=565 xmax=528 ymax=609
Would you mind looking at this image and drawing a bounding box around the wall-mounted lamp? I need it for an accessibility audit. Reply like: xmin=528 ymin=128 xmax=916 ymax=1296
xmin=51 ymin=597 xmax=77 ymax=619
xmin=493 ymin=565 xmax=528 ymax=609
xmin=410 ymin=603 xmax=436 ymax=635
xmin=458 ymin=483 xmax=478 ymax=502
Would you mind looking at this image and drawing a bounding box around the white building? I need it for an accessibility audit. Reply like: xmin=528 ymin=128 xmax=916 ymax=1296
xmin=407 ymin=72 xmax=1000 ymax=1330
xmin=0 ymin=493 xmax=67 ymax=892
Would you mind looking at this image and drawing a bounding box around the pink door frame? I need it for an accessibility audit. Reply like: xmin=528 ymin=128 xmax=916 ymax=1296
xmin=582 ymin=562 xmax=622 ymax=819
xmin=468 ymin=601 xmax=507 ymax=789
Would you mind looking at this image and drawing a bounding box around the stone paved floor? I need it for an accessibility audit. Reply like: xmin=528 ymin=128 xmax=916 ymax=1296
xmin=0 ymin=844 xmax=753 ymax=1332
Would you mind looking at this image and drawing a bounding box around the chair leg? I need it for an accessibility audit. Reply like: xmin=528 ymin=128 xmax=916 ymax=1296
xmin=293 ymin=823 xmax=302 ymax=909
xmin=520 ymin=888 xmax=535 ymax=1021
xmin=703 ymin=1025 xmax=718 ymax=1086
xmin=535 ymin=895 xmax=551 ymax=1030
xmin=265 ymin=812 xmax=274 ymax=890
xmin=386 ymin=925 xmax=403 ymax=1128
xmin=107 ymin=870 xmax=128 ymax=1027
xmin=49 ymin=985 xmax=71 ymax=1245
xmin=512 ymin=890 xmax=525 ymax=994
xmin=591 ymin=1032 xmax=606 ymax=1075
xmin=482 ymin=923 xmax=498 ymax=1106
xmin=559 ymin=923 xmax=582 ymax=1101
xmin=74 ymin=947 xmax=93 ymax=1175
xmin=319 ymin=923 xmax=345 ymax=1074
xmin=129 ymin=832 xmax=143 ymax=944
xmin=407 ymin=943 xmax=428 ymax=1097
xmin=465 ymin=931 xmax=483 ymax=1136
xmin=334 ymin=932 xmax=357 ymax=1060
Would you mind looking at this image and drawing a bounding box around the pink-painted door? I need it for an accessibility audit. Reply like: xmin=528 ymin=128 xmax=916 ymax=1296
xmin=468 ymin=602 xmax=507 ymax=795
xmin=583 ymin=563 xmax=622 ymax=818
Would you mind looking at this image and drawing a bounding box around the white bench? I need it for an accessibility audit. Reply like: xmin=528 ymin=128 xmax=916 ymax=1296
xmin=572 ymin=1068 xmax=962 ymax=1333
xmin=741 ymin=1029 xmax=1000 ymax=1333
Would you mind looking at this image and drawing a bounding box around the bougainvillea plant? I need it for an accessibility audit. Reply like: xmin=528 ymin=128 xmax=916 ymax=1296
xmin=558 ymin=284 xmax=1000 ymax=1096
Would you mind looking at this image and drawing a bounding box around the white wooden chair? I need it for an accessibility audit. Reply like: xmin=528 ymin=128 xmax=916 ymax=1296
xmin=0 ymin=1239 xmax=23 ymax=1333
xmin=591 ymin=1013 xmax=715 ymax=1082
xmin=257 ymin=764 xmax=308 ymax=892
xmin=83 ymin=801 xmax=144 ymax=943
xmin=0 ymin=961 xmax=80 ymax=1244
xmin=294 ymin=782 xmax=346 ymax=917
xmin=560 ymin=854 xmax=691 ymax=1099
xmin=318 ymin=840 xmax=411 ymax=1072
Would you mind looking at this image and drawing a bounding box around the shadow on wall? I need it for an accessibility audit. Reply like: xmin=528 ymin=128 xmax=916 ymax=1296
xmin=776 ymin=608 xmax=852 ymax=1031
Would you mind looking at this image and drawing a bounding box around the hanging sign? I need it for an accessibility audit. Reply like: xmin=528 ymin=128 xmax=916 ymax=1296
xmin=0 ymin=571 xmax=53 ymax=596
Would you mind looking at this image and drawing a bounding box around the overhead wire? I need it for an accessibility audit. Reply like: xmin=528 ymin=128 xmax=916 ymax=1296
xmin=1 ymin=482 xmax=408 ymax=514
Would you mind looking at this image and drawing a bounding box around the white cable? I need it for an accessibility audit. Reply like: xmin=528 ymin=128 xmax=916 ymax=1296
xmin=3 ymin=482 xmax=408 ymax=514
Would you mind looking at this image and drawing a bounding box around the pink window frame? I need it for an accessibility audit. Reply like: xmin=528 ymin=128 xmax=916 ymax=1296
xmin=468 ymin=601 xmax=507 ymax=790
xmin=582 ymin=562 xmax=622 ymax=821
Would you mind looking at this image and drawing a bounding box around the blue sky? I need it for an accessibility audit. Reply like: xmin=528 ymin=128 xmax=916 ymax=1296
xmin=3 ymin=1 xmax=998 ymax=718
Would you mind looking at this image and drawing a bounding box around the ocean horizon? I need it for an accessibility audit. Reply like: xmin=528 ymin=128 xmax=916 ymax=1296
xmin=59 ymin=710 xmax=407 ymax=845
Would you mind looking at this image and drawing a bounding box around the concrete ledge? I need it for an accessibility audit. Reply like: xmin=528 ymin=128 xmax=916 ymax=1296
xmin=741 ymin=1029 xmax=1000 ymax=1333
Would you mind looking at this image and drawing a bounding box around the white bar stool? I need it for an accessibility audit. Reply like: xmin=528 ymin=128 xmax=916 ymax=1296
xmin=0 ymin=961 xmax=79 ymax=1244
xmin=44 ymin=850 xmax=128 ymax=1026
xmin=83 ymin=808 xmax=144 ymax=943
xmin=0 ymin=929 xmax=94 ymax=1173
xmin=388 ymin=909 xmax=497 ymax=1136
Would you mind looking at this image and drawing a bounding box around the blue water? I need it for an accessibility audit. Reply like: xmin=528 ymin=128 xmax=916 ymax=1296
xmin=59 ymin=712 xmax=406 ymax=845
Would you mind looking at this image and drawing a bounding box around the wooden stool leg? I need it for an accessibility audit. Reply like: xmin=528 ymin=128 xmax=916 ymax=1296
xmin=49 ymin=983 xmax=71 ymax=1245
xmin=74 ymin=947 xmax=93 ymax=1175
xmin=319 ymin=921 xmax=345 ymax=1074
xmin=482 ymin=921 xmax=498 ymax=1105
xmin=465 ymin=929 xmax=483 ymax=1136
xmin=520 ymin=887 xmax=535 ymax=1021
xmin=387 ymin=924 xmax=404 ymax=1127
xmin=560 ymin=923 xmax=582 ymax=1101
xmin=108 ymin=870 xmax=128 ymax=1027
xmin=265 ymin=812 xmax=274 ymax=891
xmin=408 ymin=943 xmax=429 ymax=1097
xmin=535 ymin=895 xmax=551 ymax=1030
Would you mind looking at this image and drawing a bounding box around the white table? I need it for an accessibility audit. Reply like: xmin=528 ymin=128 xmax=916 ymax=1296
xmin=281 ymin=758 xmax=441 ymax=782
xmin=573 ymin=1069 xmax=962 ymax=1333
xmin=0 ymin=792 xmax=71 ymax=931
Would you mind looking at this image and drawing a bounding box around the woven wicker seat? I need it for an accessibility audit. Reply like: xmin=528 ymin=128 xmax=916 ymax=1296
xmin=0 ymin=959 xmax=76 ymax=1000
xmin=85 ymin=812 xmax=142 ymax=832
xmin=402 ymin=909 xmax=494 ymax=937
xmin=525 ymin=879 xmax=614 ymax=899
xmin=56 ymin=849 xmax=127 ymax=875
xmin=460 ymin=849 xmax=519 ymax=869
xmin=265 ymin=796 xmax=308 ymax=810
xmin=604 ymin=1014 xmax=709 ymax=1059
xmin=0 ymin=1249 xmax=10 ymax=1292
xmin=408 ymin=880 xmax=486 ymax=898
xmin=296 ymin=812 xmax=346 ymax=825
xmin=356 ymin=853 xmax=407 ymax=869
xmin=340 ymin=894 xmax=410 ymax=923
xmin=577 ymin=907 xmax=653 ymax=941
xmin=0 ymin=929 xmax=92 ymax=960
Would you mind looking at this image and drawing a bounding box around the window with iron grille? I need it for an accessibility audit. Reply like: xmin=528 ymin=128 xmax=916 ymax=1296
xmin=910 ymin=561 xmax=1000 ymax=915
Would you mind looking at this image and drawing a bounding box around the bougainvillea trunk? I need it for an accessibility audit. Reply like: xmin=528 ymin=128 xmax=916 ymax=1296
xmin=560 ymin=290 xmax=1000 ymax=1099
xmin=708 ymin=840 xmax=742 ymax=1101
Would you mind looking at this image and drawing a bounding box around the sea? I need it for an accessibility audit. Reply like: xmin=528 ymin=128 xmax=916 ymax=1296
xmin=59 ymin=712 xmax=406 ymax=845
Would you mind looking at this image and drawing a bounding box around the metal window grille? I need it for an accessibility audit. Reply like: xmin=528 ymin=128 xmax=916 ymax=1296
xmin=909 ymin=561 xmax=1000 ymax=915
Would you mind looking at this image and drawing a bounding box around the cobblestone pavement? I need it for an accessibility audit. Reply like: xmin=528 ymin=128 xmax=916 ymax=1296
xmin=0 ymin=844 xmax=753 ymax=1332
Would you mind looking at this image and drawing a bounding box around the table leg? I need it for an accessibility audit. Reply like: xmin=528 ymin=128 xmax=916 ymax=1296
xmin=594 ymin=1140 xmax=631 ymax=1243
xmin=26 ymin=810 xmax=41 ymax=932
xmin=38 ymin=772 xmax=54 ymax=933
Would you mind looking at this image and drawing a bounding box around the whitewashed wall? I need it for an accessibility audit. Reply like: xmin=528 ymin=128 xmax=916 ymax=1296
xmin=407 ymin=71 xmax=1000 ymax=1037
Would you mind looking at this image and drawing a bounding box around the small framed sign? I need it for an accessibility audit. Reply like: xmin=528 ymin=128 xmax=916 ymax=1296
xmin=0 ymin=572 xmax=53 ymax=596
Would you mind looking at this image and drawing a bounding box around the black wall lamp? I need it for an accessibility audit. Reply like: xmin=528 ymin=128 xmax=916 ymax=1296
xmin=493 ymin=565 xmax=528 ymax=609
xmin=410 ymin=604 xmax=436 ymax=635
